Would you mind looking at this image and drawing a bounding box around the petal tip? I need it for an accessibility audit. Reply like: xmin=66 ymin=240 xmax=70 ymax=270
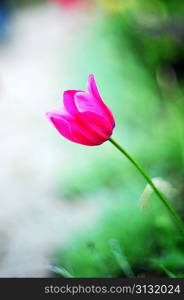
xmin=87 ymin=74 xmax=95 ymax=87
xmin=45 ymin=111 xmax=52 ymax=120
xmin=88 ymin=73 xmax=95 ymax=80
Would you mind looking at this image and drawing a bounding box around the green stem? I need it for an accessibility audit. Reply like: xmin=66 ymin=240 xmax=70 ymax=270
xmin=109 ymin=137 xmax=184 ymax=235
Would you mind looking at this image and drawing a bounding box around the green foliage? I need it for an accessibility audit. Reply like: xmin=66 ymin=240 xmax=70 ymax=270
xmin=55 ymin=190 xmax=184 ymax=277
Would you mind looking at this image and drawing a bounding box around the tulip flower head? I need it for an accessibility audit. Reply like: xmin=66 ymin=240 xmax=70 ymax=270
xmin=49 ymin=0 xmax=90 ymax=8
xmin=46 ymin=75 xmax=115 ymax=146
xmin=49 ymin=0 xmax=78 ymax=6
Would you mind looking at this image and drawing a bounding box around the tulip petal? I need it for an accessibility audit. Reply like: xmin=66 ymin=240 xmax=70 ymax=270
xmin=88 ymin=74 xmax=115 ymax=126
xmin=87 ymin=74 xmax=102 ymax=100
xmin=63 ymin=90 xmax=82 ymax=115
xmin=70 ymin=111 xmax=112 ymax=146
xmin=74 ymin=91 xmax=115 ymax=127
xmin=46 ymin=109 xmax=76 ymax=143
xmin=74 ymin=92 xmax=99 ymax=113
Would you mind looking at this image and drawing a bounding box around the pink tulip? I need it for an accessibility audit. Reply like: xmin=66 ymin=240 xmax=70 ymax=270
xmin=49 ymin=0 xmax=88 ymax=7
xmin=46 ymin=75 xmax=115 ymax=146
xmin=49 ymin=0 xmax=76 ymax=5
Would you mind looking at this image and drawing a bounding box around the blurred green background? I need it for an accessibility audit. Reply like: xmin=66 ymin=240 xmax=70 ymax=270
xmin=0 ymin=0 xmax=184 ymax=277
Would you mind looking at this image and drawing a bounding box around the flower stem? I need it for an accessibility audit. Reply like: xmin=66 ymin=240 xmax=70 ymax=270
xmin=109 ymin=137 xmax=184 ymax=235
